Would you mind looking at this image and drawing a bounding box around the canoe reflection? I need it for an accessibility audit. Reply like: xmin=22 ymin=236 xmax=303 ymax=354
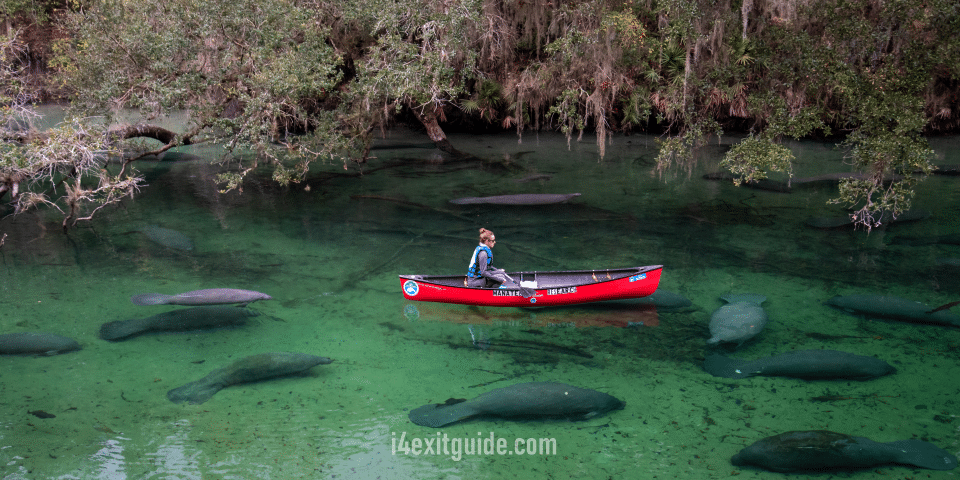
xmin=402 ymin=300 xmax=659 ymax=328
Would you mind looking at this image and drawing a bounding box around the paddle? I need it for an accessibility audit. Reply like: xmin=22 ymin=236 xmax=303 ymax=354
xmin=502 ymin=272 xmax=536 ymax=298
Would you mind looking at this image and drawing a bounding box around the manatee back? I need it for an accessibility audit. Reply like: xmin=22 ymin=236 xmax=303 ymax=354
xmin=141 ymin=225 xmax=194 ymax=251
xmin=708 ymin=302 xmax=768 ymax=345
xmin=702 ymin=354 xmax=753 ymax=378
xmin=469 ymin=382 xmax=624 ymax=418
xmin=221 ymin=352 xmax=331 ymax=384
xmin=731 ymin=431 xmax=865 ymax=472
xmin=0 ymin=332 xmax=81 ymax=355
xmin=638 ymin=289 xmax=694 ymax=310
xmin=168 ymin=352 xmax=331 ymax=404
xmin=408 ymin=382 xmax=625 ymax=428
xmin=721 ymin=293 xmax=767 ymax=305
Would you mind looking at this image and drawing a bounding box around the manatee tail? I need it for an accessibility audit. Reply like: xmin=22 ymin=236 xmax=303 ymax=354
xmin=99 ymin=319 xmax=149 ymax=341
xmin=449 ymin=197 xmax=481 ymax=205
xmin=408 ymin=401 xmax=479 ymax=427
xmin=703 ymin=354 xmax=753 ymax=379
xmin=167 ymin=379 xmax=223 ymax=405
xmin=131 ymin=293 xmax=173 ymax=305
xmin=887 ymin=439 xmax=958 ymax=470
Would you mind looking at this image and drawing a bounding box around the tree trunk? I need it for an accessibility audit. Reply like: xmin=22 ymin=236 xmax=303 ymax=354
xmin=415 ymin=106 xmax=465 ymax=157
xmin=108 ymin=124 xmax=191 ymax=145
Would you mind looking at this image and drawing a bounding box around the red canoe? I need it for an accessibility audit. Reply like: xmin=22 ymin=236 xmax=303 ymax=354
xmin=399 ymin=265 xmax=663 ymax=307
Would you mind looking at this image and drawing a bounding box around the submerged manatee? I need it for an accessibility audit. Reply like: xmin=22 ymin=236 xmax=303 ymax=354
xmin=707 ymin=294 xmax=768 ymax=346
xmin=825 ymin=294 xmax=960 ymax=327
xmin=408 ymin=382 xmax=624 ymax=428
xmin=704 ymin=350 xmax=895 ymax=380
xmin=99 ymin=306 xmax=259 ymax=341
xmin=805 ymin=210 xmax=930 ymax=229
xmin=513 ymin=173 xmax=554 ymax=183
xmin=731 ymin=430 xmax=958 ymax=472
xmin=449 ymin=193 xmax=581 ymax=205
xmin=167 ymin=352 xmax=333 ymax=404
xmin=131 ymin=288 xmax=272 ymax=306
xmin=0 ymin=332 xmax=81 ymax=355
xmin=636 ymin=289 xmax=695 ymax=311
xmin=140 ymin=225 xmax=194 ymax=251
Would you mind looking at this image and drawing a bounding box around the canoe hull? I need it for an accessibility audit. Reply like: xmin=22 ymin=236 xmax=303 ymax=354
xmin=399 ymin=266 xmax=663 ymax=307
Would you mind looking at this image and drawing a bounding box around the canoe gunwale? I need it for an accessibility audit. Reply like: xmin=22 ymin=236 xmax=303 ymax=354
xmin=399 ymin=265 xmax=663 ymax=307
xmin=400 ymin=265 xmax=662 ymax=290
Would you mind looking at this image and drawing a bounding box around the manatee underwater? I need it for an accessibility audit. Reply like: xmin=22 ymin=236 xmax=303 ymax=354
xmin=167 ymin=352 xmax=333 ymax=404
xmin=704 ymin=349 xmax=895 ymax=380
xmin=140 ymin=225 xmax=194 ymax=251
xmin=99 ymin=306 xmax=259 ymax=341
xmin=131 ymin=288 xmax=273 ymax=306
xmin=0 ymin=332 xmax=81 ymax=355
xmin=707 ymin=294 xmax=768 ymax=346
xmin=408 ymin=382 xmax=625 ymax=428
xmin=449 ymin=193 xmax=581 ymax=205
xmin=825 ymin=294 xmax=960 ymax=327
xmin=731 ymin=430 xmax=958 ymax=472
xmin=636 ymin=289 xmax=695 ymax=311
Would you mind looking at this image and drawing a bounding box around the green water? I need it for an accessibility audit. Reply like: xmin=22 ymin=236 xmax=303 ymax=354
xmin=2 ymin=125 xmax=960 ymax=479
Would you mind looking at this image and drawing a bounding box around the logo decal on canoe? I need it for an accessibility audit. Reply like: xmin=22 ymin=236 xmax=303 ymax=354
xmin=629 ymin=273 xmax=647 ymax=282
xmin=403 ymin=280 xmax=419 ymax=296
xmin=547 ymin=287 xmax=577 ymax=295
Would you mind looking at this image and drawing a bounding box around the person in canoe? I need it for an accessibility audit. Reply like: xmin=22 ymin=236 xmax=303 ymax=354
xmin=466 ymin=228 xmax=510 ymax=288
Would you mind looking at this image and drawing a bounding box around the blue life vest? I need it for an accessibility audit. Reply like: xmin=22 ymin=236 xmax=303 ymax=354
xmin=467 ymin=245 xmax=493 ymax=278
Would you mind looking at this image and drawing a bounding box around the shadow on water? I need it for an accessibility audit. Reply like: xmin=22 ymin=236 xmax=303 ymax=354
xmin=394 ymin=300 xmax=708 ymax=367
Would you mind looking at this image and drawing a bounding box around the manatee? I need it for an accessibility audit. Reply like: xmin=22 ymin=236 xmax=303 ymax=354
xmin=140 ymin=225 xmax=194 ymax=251
xmin=702 ymin=172 xmax=791 ymax=193
xmin=825 ymin=294 xmax=960 ymax=327
xmin=513 ymin=173 xmax=553 ymax=183
xmin=936 ymin=257 xmax=960 ymax=268
xmin=167 ymin=352 xmax=333 ymax=404
xmin=704 ymin=350 xmax=895 ymax=380
xmin=932 ymin=164 xmax=960 ymax=175
xmin=99 ymin=306 xmax=258 ymax=341
xmin=731 ymin=430 xmax=958 ymax=472
xmin=792 ymin=172 xmax=904 ymax=184
xmin=408 ymin=382 xmax=624 ymax=428
xmin=449 ymin=193 xmax=581 ymax=205
xmin=131 ymin=288 xmax=272 ymax=306
xmin=707 ymin=294 xmax=768 ymax=346
xmin=636 ymin=289 xmax=695 ymax=311
xmin=0 ymin=332 xmax=81 ymax=355
xmin=892 ymin=233 xmax=960 ymax=246
xmin=805 ymin=209 xmax=930 ymax=229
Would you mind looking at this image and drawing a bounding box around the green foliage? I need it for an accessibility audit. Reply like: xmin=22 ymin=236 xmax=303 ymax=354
xmin=654 ymin=118 xmax=721 ymax=176
xmin=461 ymin=79 xmax=505 ymax=123
xmin=1 ymin=33 xmax=133 ymax=230
xmin=830 ymin=128 xmax=934 ymax=231
xmin=720 ymin=134 xmax=794 ymax=186
xmin=56 ymin=0 xmax=344 ymax=187
xmin=603 ymin=8 xmax=649 ymax=68
xmin=620 ymin=89 xmax=651 ymax=130
xmin=547 ymin=88 xmax=587 ymax=148
xmin=0 ymin=0 xmax=63 ymax=23
xmin=5 ymin=0 xmax=955 ymax=230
